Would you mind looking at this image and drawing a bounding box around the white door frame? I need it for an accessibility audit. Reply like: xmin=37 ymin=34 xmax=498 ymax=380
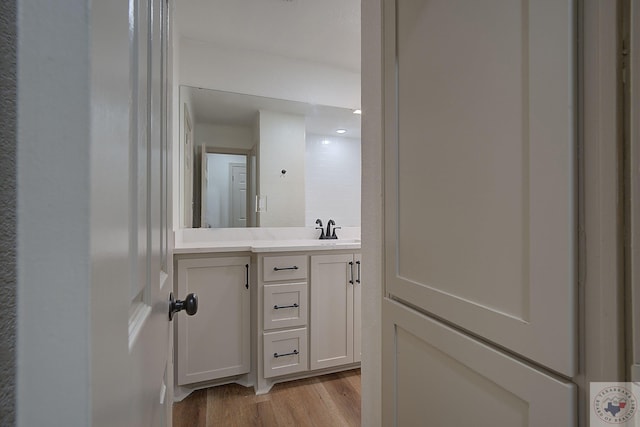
xmin=361 ymin=0 xmax=624 ymax=425
xmin=626 ymin=0 xmax=640 ymax=383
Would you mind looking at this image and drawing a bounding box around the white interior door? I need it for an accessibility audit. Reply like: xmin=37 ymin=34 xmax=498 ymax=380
xmin=383 ymin=0 xmax=576 ymax=377
xmin=91 ymin=0 xmax=173 ymax=425
xmin=230 ymin=163 xmax=247 ymax=227
xmin=17 ymin=0 xmax=174 ymax=424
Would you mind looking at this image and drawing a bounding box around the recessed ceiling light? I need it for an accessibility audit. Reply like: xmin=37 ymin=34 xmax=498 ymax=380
xmin=353 ymin=109 xmax=362 ymax=115
xmin=336 ymin=129 xmax=347 ymax=134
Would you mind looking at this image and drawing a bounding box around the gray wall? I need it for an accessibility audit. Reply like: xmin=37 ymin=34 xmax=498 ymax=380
xmin=0 ymin=0 xmax=17 ymax=425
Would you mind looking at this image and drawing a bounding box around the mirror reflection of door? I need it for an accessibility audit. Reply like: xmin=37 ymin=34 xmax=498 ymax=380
xmin=229 ymin=163 xmax=247 ymax=227
xmin=183 ymin=106 xmax=193 ymax=228
xmin=204 ymin=153 xmax=249 ymax=228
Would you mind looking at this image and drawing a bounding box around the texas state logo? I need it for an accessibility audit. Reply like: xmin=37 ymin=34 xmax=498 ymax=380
xmin=591 ymin=383 xmax=638 ymax=425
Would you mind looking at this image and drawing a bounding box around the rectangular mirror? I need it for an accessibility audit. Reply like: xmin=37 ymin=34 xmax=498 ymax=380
xmin=180 ymin=86 xmax=361 ymax=229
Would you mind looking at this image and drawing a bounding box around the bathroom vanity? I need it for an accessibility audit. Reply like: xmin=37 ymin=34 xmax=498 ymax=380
xmin=172 ymin=228 xmax=361 ymax=400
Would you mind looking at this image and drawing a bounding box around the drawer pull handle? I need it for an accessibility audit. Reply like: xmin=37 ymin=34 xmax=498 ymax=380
xmin=274 ymin=349 xmax=299 ymax=358
xmin=356 ymin=260 xmax=361 ymax=284
xmin=274 ymin=303 xmax=299 ymax=310
xmin=273 ymin=266 xmax=299 ymax=271
xmin=349 ymin=261 xmax=354 ymax=284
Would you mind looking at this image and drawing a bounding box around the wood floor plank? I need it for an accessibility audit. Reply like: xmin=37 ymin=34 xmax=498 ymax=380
xmin=254 ymin=400 xmax=279 ymax=427
xmin=173 ymin=388 xmax=207 ymax=427
xmin=271 ymin=377 xmax=340 ymax=427
xmin=207 ymin=383 xmax=258 ymax=426
xmin=173 ymin=369 xmax=361 ymax=427
xmin=341 ymin=370 xmax=361 ymax=395
xmin=319 ymin=374 xmax=361 ymax=426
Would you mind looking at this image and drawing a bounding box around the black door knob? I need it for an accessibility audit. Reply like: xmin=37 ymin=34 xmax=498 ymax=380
xmin=169 ymin=292 xmax=198 ymax=321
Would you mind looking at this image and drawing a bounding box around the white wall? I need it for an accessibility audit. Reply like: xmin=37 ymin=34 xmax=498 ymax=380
xmin=195 ymin=123 xmax=253 ymax=150
xmin=206 ymin=153 xmax=246 ymax=228
xmin=258 ymin=110 xmax=305 ymax=227
xmin=17 ymin=0 xmax=92 ymax=425
xmin=179 ymin=38 xmax=360 ymax=109
xmin=305 ymin=134 xmax=361 ymax=228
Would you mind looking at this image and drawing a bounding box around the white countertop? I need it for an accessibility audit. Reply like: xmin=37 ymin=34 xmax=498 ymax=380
xmin=173 ymin=227 xmax=361 ymax=255
xmin=173 ymin=239 xmax=361 ymax=254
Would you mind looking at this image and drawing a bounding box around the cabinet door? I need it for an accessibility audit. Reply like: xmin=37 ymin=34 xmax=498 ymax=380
xmin=310 ymin=254 xmax=355 ymax=370
xmin=353 ymin=253 xmax=362 ymax=363
xmin=176 ymin=256 xmax=250 ymax=385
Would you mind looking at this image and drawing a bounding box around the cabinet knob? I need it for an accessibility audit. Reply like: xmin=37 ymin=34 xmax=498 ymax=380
xmin=169 ymin=292 xmax=198 ymax=321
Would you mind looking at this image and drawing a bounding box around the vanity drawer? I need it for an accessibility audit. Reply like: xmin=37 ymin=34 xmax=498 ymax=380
xmin=263 ymin=328 xmax=308 ymax=378
xmin=264 ymin=282 xmax=308 ymax=330
xmin=263 ymin=255 xmax=307 ymax=282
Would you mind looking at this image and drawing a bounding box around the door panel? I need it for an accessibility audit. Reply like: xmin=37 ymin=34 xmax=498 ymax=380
xmin=128 ymin=0 xmax=172 ymax=424
xmin=384 ymin=0 xmax=576 ymax=376
xmin=231 ymin=163 xmax=247 ymax=227
xmin=382 ymin=299 xmax=576 ymax=427
xmin=91 ymin=0 xmax=172 ymax=425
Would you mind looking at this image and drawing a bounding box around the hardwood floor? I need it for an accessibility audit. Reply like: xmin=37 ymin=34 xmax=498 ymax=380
xmin=173 ymin=369 xmax=361 ymax=427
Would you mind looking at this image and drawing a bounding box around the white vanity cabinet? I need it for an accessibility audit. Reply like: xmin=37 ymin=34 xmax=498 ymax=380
xmin=173 ymin=242 xmax=361 ymax=396
xmin=310 ymin=253 xmax=362 ymax=370
xmin=175 ymin=256 xmax=251 ymax=385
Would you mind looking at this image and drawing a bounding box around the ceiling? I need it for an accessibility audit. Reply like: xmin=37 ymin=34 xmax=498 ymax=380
xmin=187 ymin=86 xmax=362 ymax=138
xmin=175 ymin=0 xmax=361 ymax=72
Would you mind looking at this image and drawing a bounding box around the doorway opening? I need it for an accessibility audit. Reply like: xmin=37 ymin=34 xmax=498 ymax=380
xmin=195 ymin=147 xmax=255 ymax=228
